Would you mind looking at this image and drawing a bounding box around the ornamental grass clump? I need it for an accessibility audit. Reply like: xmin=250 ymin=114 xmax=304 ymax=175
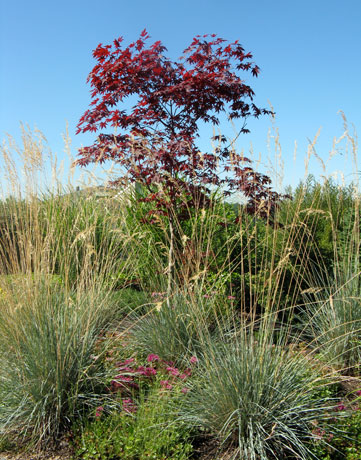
xmin=129 ymin=288 xmax=227 ymax=365
xmin=0 ymin=279 xmax=120 ymax=445
xmin=180 ymin=331 xmax=336 ymax=460
xmin=302 ymin=223 xmax=361 ymax=373
xmin=303 ymin=269 xmax=361 ymax=374
xmin=300 ymin=161 xmax=361 ymax=373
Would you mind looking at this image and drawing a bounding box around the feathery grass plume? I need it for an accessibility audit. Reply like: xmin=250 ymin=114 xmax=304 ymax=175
xmin=0 ymin=126 xmax=147 ymax=446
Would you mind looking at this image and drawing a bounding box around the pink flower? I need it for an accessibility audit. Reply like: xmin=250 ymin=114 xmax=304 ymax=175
xmin=160 ymin=380 xmax=173 ymax=390
xmin=335 ymin=402 xmax=346 ymax=411
xmin=147 ymin=353 xmax=160 ymax=362
xmin=189 ymin=356 xmax=198 ymax=364
xmin=203 ymin=294 xmax=211 ymax=298
xmin=151 ymin=292 xmax=165 ymax=298
xmin=179 ymin=373 xmax=188 ymax=380
xmin=227 ymin=295 xmax=236 ymax=300
xmin=181 ymin=387 xmax=189 ymax=394
xmin=166 ymin=366 xmax=180 ymax=377
xmin=137 ymin=366 xmax=157 ymax=377
xmin=95 ymin=406 xmax=104 ymax=418
xmin=122 ymin=398 xmax=137 ymax=413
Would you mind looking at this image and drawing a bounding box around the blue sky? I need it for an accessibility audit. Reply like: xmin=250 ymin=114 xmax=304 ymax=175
xmin=1 ymin=0 xmax=360 ymax=192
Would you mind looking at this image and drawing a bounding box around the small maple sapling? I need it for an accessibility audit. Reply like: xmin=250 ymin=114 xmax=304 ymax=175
xmin=76 ymin=30 xmax=283 ymax=221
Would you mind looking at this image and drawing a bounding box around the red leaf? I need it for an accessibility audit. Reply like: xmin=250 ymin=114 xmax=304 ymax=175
xmin=76 ymin=30 xmax=283 ymax=221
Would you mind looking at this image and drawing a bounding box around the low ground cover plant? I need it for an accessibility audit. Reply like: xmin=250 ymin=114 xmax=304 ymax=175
xmin=73 ymin=384 xmax=193 ymax=460
xmin=308 ymin=391 xmax=361 ymax=460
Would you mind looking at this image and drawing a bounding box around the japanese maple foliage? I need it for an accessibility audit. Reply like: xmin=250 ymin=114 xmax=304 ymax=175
xmin=76 ymin=29 xmax=282 ymax=219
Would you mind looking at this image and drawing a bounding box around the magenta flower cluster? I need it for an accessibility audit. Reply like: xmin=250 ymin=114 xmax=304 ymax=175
xmin=109 ymin=354 xmax=198 ymax=414
xmin=203 ymin=293 xmax=235 ymax=300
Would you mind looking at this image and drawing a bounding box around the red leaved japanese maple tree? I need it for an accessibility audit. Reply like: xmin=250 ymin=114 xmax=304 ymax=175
xmin=76 ymin=30 xmax=281 ymax=219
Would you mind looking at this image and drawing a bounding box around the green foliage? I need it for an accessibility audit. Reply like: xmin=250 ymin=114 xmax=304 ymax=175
xmin=308 ymin=397 xmax=361 ymax=460
xmin=303 ymin=277 xmax=361 ymax=373
xmin=225 ymin=175 xmax=361 ymax=321
xmin=111 ymin=189 xmax=170 ymax=292
xmin=0 ymin=434 xmax=16 ymax=452
xmin=0 ymin=188 xmax=127 ymax=290
xmin=280 ymin=176 xmax=358 ymax=276
xmin=73 ymin=387 xmax=193 ymax=460
xmin=106 ymin=288 xmax=152 ymax=318
xmin=301 ymin=196 xmax=361 ymax=372
xmin=37 ymin=189 xmax=125 ymax=288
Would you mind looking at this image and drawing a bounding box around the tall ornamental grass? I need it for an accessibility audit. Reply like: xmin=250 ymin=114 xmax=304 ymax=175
xmin=302 ymin=184 xmax=361 ymax=373
xmin=0 ymin=126 xmax=145 ymax=446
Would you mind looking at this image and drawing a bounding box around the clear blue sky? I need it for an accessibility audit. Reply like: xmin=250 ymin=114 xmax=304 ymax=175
xmin=1 ymin=0 xmax=360 ymax=191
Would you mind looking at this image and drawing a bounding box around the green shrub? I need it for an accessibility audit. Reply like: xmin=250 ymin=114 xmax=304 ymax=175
xmin=73 ymin=386 xmax=193 ymax=460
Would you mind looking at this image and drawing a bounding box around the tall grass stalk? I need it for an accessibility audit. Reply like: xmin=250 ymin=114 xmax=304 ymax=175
xmin=0 ymin=127 xmax=150 ymax=446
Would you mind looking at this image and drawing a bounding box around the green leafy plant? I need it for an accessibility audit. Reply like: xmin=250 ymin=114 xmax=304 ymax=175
xmin=74 ymin=385 xmax=193 ymax=460
xmin=308 ymin=392 xmax=361 ymax=460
